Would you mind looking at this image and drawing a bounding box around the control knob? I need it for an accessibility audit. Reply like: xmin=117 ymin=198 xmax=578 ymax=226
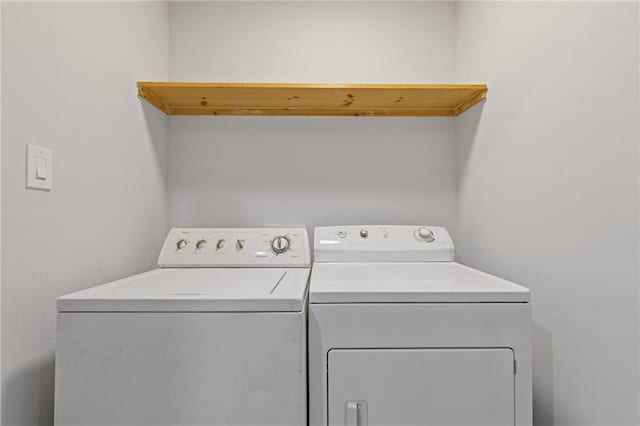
xmin=196 ymin=239 xmax=207 ymax=250
xmin=271 ymin=236 xmax=291 ymax=254
xmin=176 ymin=239 xmax=187 ymax=250
xmin=417 ymin=227 xmax=435 ymax=242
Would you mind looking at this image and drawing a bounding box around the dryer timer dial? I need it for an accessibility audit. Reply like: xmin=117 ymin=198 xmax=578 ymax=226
xmin=417 ymin=227 xmax=435 ymax=242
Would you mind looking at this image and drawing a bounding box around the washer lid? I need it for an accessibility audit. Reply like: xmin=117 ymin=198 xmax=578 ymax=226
xmin=309 ymin=262 xmax=529 ymax=304
xmin=58 ymin=268 xmax=310 ymax=312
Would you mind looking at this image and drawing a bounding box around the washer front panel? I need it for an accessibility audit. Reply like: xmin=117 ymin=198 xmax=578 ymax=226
xmin=56 ymin=310 xmax=306 ymax=425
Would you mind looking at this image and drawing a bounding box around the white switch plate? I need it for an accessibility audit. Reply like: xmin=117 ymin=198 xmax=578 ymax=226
xmin=26 ymin=144 xmax=53 ymax=191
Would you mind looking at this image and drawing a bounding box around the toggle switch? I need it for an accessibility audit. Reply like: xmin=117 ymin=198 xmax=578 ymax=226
xmin=26 ymin=144 xmax=53 ymax=191
xmin=35 ymin=156 xmax=48 ymax=180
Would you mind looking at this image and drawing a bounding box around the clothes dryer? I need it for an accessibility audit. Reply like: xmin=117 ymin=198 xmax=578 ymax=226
xmin=308 ymin=225 xmax=531 ymax=426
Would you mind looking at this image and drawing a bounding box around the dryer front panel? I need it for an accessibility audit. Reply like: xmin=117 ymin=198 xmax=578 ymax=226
xmin=328 ymin=348 xmax=514 ymax=426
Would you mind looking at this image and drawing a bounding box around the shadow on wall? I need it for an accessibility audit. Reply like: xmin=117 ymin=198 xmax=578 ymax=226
xmin=2 ymin=355 xmax=55 ymax=425
xmin=141 ymin=100 xmax=169 ymax=185
xmin=455 ymin=103 xmax=556 ymax=426
xmin=533 ymin=324 xmax=554 ymax=426
xmin=454 ymin=102 xmax=483 ymax=193
xmin=452 ymin=101 xmax=482 ymax=265
xmin=167 ymin=116 xmax=459 ymax=229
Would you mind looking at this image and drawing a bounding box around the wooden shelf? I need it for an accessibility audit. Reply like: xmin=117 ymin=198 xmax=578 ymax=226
xmin=137 ymin=82 xmax=487 ymax=117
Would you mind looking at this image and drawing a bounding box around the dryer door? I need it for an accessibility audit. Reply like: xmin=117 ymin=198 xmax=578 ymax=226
xmin=328 ymin=348 xmax=514 ymax=426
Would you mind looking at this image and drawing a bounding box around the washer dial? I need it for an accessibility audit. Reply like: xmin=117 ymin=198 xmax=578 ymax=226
xmin=271 ymin=236 xmax=291 ymax=254
xmin=176 ymin=239 xmax=188 ymax=250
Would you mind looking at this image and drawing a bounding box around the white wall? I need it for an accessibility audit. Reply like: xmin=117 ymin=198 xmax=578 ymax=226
xmin=1 ymin=2 xmax=638 ymax=426
xmin=170 ymin=4 xmax=640 ymax=424
xmin=455 ymin=2 xmax=639 ymax=425
xmin=1 ymin=2 xmax=169 ymax=425
xmin=0 ymin=0 xmax=3 ymax=421
xmin=168 ymin=1 xmax=459 ymax=232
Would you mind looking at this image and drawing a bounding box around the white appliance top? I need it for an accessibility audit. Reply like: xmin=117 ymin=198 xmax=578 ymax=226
xmin=311 ymin=225 xmax=529 ymax=303
xmin=58 ymin=268 xmax=310 ymax=312
xmin=314 ymin=225 xmax=454 ymax=262
xmin=310 ymin=262 xmax=529 ymax=303
xmin=158 ymin=227 xmax=310 ymax=267
xmin=58 ymin=227 xmax=311 ymax=312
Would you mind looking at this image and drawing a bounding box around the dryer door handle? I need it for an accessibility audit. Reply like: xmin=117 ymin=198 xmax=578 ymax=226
xmin=345 ymin=401 xmax=368 ymax=426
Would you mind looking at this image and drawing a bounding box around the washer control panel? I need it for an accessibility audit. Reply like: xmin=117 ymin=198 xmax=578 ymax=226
xmin=158 ymin=227 xmax=310 ymax=268
xmin=314 ymin=225 xmax=454 ymax=262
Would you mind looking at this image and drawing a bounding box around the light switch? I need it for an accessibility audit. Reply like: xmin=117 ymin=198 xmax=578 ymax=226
xmin=26 ymin=144 xmax=52 ymax=191
xmin=35 ymin=156 xmax=48 ymax=180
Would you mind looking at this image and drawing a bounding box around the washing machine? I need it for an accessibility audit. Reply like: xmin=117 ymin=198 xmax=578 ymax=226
xmin=55 ymin=227 xmax=310 ymax=426
xmin=308 ymin=225 xmax=532 ymax=426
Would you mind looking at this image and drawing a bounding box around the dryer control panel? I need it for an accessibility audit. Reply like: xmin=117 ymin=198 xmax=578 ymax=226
xmin=314 ymin=225 xmax=454 ymax=262
xmin=158 ymin=227 xmax=310 ymax=268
